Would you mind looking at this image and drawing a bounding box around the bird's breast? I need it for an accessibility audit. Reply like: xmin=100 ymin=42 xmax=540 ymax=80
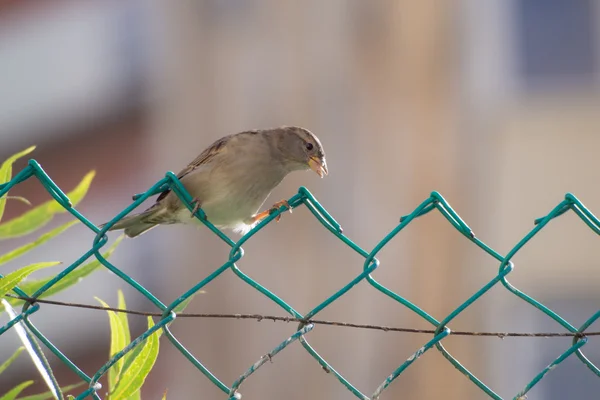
xmin=184 ymin=157 xmax=287 ymax=228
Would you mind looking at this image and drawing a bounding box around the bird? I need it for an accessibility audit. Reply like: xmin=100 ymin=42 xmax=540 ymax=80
xmin=102 ymin=126 xmax=328 ymax=238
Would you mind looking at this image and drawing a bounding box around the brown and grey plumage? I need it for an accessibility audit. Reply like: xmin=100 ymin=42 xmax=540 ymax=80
xmin=103 ymin=126 xmax=328 ymax=237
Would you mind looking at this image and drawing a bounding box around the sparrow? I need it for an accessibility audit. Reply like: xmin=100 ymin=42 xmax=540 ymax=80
xmin=103 ymin=126 xmax=328 ymax=237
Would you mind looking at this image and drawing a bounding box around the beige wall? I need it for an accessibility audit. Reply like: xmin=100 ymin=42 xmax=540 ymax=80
xmin=146 ymin=2 xmax=475 ymax=399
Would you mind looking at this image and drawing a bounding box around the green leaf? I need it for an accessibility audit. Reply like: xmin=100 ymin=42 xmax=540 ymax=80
xmin=0 ymin=146 xmax=36 ymax=223
xmin=0 ymin=347 xmax=24 ymax=375
xmin=111 ymin=317 xmax=160 ymax=400
xmin=0 ymin=147 xmax=35 ymax=186
xmin=115 ymin=292 xmax=140 ymax=397
xmin=0 ymin=171 xmax=95 ymax=239
xmin=98 ymin=290 xmax=148 ymax=400
xmin=117 ymin=341 xmax=146 ymax=389
xmin=0 ymin=262 xmax=60 ymax=298
xmin=0 ymin=220 xmax=79 ymax=267
xmin=116 ymin=290 xmax=131 ymax=345
xmin=46 ymin=171 xmax=95 ymax=214
xmin=0 ymin=381 xmax=34 ymax=400
xmin=116 ymin=290 xmax=198 ymax=389
xmin=96 ymin=297 xmax=128 ymax=392
xmin=16 ymin=382 xmax=85 ymax=400
xmin=117 ymin=293 xmax=197 ymax=383
xmin=7 ymin=236 xmax=123 ymax=306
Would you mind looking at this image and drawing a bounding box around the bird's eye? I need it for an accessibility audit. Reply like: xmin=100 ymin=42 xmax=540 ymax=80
xmin=305 ymin=142 xmax=314 ymax=151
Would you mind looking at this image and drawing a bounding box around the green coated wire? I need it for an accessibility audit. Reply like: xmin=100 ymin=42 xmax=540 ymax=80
xmin=0 ymin=160 xmax=599 ymax=400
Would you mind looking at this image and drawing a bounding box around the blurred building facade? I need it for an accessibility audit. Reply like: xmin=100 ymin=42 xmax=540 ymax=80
xmin=0 ymin=1 xmax=599 ymax=399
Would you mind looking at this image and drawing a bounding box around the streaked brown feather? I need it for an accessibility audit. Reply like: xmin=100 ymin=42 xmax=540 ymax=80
xmin=155 ymin=130 xmax=260 ymax=202
xmin=156 ymin=135 xmax=231 ymax=202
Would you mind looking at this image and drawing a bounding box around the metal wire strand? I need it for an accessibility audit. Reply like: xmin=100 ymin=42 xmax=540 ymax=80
xmin=4 ymin=294 xmax=596 ymax=338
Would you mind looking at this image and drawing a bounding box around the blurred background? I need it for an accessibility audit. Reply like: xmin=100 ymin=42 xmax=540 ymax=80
xmin=1 ymin=0 xmax=600 ymax=399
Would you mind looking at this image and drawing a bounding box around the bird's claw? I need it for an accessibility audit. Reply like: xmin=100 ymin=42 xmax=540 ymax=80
xmin=270 ymin=200 xmax=291 ymax=222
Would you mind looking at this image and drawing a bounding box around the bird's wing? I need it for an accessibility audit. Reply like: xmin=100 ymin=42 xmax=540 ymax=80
xmin=156 ymin=134 xmax=233 ymax=202
xmin=176 ymin=135 xmax=232 ymax=179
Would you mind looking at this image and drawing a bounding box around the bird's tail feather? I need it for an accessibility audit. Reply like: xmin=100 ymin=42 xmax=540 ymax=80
xmin=101 ymin=207 xmax=163 ymax=238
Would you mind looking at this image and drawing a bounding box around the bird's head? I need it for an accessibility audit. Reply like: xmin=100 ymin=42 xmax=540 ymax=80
xmin=272 ymin=126 xmax=328 ymax=177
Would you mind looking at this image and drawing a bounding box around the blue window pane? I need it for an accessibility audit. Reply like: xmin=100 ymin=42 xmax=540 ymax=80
xmin=533 ymin=297 xmax=600 ymax=399
xmin=517 ymin=0 xmax=596 ymax=83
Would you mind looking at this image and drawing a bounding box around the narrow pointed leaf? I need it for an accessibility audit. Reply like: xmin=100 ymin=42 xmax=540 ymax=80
xmin=0 ymin=146 xmax=36 ymax=223
xmin=118 ymin=292 xmax=197 ymax=379
xmin=0 ymin=146 xmax=35 ymax=186
xmin=0 ymin=171 xmax=95 ymax=239
xmin=0 ymin=347 xmax=24 ymax=375
xmin=113 ymin=293 xmax=139 ymax=400
xmin=0 ymin=221 xmax=78 ymax=266
xmin=116 ymin=290 xmax=131 ymax=345
xmin=46 ymin=171 xmax=95 ymax=213
xmin=7 ymin=236 xmax=123 ymax=307
xmin=0 ymin=262 xmax=60 ymax=298
xmin=118 ymin=290 xmax=198 ymax=385
xmin=0 ymin=381 xmax=34 ymax=400
xmin=95 ymin=297 xmax=127 ymax=392
xmin=111 ymin=317 xmax=160 ymax=400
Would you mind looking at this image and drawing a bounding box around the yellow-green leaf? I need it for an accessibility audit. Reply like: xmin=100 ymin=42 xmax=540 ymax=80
xmin=7 ymin=236 xmax=123 ymax=306
xmin=117 ymin=293 xmax=199 ymax=383
xmin=0 ymin=347 xmax=24 ymax=375
xmin=116 ymin=290 xmax=131 ymax=345
xmin=0 ymin=262 xmax=60 ymax=298
xmin=47 ymin=171 xmax=95 ymax=213
xmin=111 ymin=317 xmax=160 ymax=400
xmin=0 ymin=146 xmax=36 ymax=223
xmin=0 ymin=220 xmax=78 ymax=267
xmin=0 ymin=381 xmax=34 ymax=400
xmin=0 ymin=171 xmax=95 ymax=239
xmin=161 ymin=390 xmax=167 ymax=400
xmin=16 ymin=382 xmax=85 ymax=400
xmin=115 ymin=292 xmax=140 ymax=397
xmin=117 ymin=291 xmax=197 ymax=385
xmin=0 ymin=146 xmax=35 ymax=185
xmin=96 ymin=297 xmax=128 ymax=392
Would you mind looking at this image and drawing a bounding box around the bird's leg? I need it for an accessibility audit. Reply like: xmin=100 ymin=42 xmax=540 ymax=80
xmin=250 ymin=200 xmax=291 ymax=224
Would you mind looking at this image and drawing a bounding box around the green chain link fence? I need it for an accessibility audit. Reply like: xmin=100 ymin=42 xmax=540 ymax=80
xmin=1 ymin=158 xmax=599 ymax=400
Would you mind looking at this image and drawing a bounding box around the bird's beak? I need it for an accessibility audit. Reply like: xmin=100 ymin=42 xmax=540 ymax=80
xmin=308 ymin=156 xmax=328 ymax=178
